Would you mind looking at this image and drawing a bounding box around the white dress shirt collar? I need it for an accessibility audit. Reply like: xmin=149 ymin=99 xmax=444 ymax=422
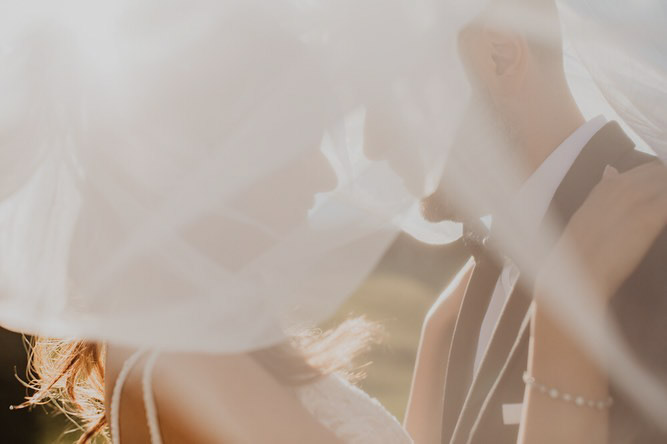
xmin=509 ymin=115 xmax=608 ymax=233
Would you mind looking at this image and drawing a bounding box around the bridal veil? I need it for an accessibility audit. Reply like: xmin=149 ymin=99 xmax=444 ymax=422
xmin=0 ymin=0 xmax=665 ymax=428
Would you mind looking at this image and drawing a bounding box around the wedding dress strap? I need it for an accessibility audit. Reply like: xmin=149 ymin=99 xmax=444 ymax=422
xmin=142 ymin=351 xmax=164 ymax=444
xmin=110 ymin=349 xmax=164 ymax=444
xmin=111 ymin=350 xmax=144 ymax=444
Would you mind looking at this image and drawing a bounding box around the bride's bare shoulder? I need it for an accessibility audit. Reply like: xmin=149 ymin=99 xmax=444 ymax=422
xmin=105 ymin=345 xmax=341 ymax=444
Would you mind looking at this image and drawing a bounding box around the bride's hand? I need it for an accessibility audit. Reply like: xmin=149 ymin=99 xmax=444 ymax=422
xmin=423 ymin=259 xmax=474 ymax=333
xmin=405 ymin=259 xmax=474 ymax=443
xmin=538 ymin=162 xmax=667 ymax=301
xmin=520 ymin=162 xmax=667 ymax=444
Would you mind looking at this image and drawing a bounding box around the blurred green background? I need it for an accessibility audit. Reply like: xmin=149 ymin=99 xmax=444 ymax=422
xmin=0 ymin=234 xmax=467 ymax=443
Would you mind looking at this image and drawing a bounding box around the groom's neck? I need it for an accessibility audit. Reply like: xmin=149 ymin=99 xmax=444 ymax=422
xmin=511 ymin=80 xmax=585 ymax=181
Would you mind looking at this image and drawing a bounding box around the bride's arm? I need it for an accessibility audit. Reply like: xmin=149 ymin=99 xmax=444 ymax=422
xmin=404 ymin=259 xmax=474 ymax=444
xmin=519 ymin=163 xmax=667 ymax=444
xmin=519 ymin=302 xmax=610 ymax=444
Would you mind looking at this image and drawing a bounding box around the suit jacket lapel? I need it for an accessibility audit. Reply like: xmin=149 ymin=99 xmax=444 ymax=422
xmin=442 ymin=121 xmax=636 ymax=444
xmin=449 ymin=281 xmax=532 ymax=444
xmin=467 ymin=306 xmax=533 ymax=444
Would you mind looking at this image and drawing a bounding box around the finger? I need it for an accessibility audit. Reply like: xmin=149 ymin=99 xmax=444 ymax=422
xmin=582 ymin=163 xmax=667 ymax=250
xmin=629 ymin=163 xmax=667 ymax=204
xmin=603 ymin=165 xmax=619 ymax=178
xmin=626 ymin=183 xmax=667 ymax=240
xmin=581 ymin=162 xmax=667 ymax=227
xmin=648 ymin=186 xmax=667 ymax=223
xmin=593 ymin=162 xmax=661 ymax=197
xmin=617 ymin=161 xmax=666 ymax=179
xmin=614 ymin=162 xmax=667 ymax=207
xmin=619 ymin=162 xmax=667 ymax=188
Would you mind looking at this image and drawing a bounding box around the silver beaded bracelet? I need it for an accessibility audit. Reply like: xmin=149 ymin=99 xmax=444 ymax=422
xmin=522 ymin=372 xmax=614 ymax=410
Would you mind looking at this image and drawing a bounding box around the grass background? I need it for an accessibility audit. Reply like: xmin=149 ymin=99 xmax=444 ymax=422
xmin=326 ymin=235 xmax=467 ymax=420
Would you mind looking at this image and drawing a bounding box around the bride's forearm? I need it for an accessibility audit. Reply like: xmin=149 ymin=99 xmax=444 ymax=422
xmin=404 ymin=319 xmax=456 ymax=444
xmin=404 ymin=261 xmax=474 ymax=444
xmin=518 ymin=304 xmax=609 ymax=444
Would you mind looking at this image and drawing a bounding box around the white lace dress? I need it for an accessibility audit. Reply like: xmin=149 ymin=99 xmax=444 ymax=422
xmin=111 ymin=350 xmax=412 ymax=444
xmin=295 ymin=373 xmax=412 ymax=444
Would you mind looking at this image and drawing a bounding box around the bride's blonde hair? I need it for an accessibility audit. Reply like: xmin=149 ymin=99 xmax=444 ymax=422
xmin=21 ymin=317 xmax=379 ymax=443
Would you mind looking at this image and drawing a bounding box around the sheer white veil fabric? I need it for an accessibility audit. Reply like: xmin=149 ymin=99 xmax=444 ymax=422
xmin=0 ymin=0 xmax=666 ymax=423
xmin=0 ymin=0 xmax=477 ymax=352
xmin=560 ymin=0 xmax=667 ymax=159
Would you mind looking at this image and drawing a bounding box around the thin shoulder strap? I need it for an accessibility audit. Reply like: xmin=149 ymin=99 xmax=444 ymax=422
xmin=142 ymin=350 xmax=164 ymax=444
xmin=111 ymin=350 xmax=145 ymax=444
xmin=110 ymin=350 xmax=164 ymax=444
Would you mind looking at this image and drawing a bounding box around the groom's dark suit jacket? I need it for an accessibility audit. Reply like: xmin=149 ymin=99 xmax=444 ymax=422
xmin=440 ymin=122 xmax=667 ymax=444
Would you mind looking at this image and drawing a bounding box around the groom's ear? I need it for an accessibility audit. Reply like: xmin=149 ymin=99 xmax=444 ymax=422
xmin=485 ymin=30 xmax=527 ymax=93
